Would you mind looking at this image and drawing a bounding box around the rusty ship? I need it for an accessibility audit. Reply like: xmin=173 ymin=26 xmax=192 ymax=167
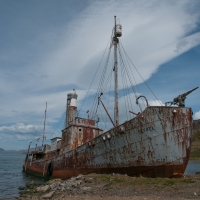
xmin=23 ymin=16 xmax=198 ymax=178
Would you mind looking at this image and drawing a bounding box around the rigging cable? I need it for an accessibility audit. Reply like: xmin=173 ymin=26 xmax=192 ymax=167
xmin=119 ymin=42 xmax=146 ymax=108
xmin=51 ymin=112 xmax=65 ymax=137
xmin=119 ymin=49 xmax=136 ymax=119
xmin=120 ymin=57 xmax=129 ymax=119
xmin=90 ymin=42 xmax=113 ymax=120
xmin=118 ymin=42 xmax=145 ymax=111
xmin=119 ymin=40 xmax=162 ymax=106
xmin=78 ymin=35 xmax=113 ymax=116
xmin=118 ymin=44 xmax=143 ymax=112
xmin=99 ymin=103 xmax=108 ymax=130
xmin=90 ymin=43 xmax=112 ymax=118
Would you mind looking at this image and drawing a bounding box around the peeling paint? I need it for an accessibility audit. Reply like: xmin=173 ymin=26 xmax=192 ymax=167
xmin=23 ymin=106 xmax=192 ymax=178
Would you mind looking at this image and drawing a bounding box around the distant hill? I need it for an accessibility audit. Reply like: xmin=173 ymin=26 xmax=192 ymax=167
xmin=0 ymin=148 xmax=26 ymax=154
xmin=0 ymin=148 xmax=5 ymax=152
xmin=190 ymin=120 xmax=200 ymax=160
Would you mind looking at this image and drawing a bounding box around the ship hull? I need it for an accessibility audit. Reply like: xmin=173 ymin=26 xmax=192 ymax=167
xmin=23 ymin=106 xmax=192 ymax=179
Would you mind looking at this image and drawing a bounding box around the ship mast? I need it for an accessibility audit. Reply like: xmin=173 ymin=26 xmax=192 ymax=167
xmin=42 ymin=102 xmax=47 ymax=148
xmin=113 ymin=16 xmax=121 ymax=126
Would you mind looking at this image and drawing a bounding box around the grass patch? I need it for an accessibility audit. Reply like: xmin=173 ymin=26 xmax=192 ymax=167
xmin=190 ymin=148 xmax=200 ymax=160
xmin=163 ymin=180 xmax=174 ymax=186
xmin=92 ymin=174 xmax=195 ymax=187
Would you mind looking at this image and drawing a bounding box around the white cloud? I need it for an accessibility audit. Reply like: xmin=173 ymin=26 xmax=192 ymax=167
xmin=194 ymin=111 xmax=200 ymax=120
xmin=148 ymin=100 xmax=164 ymax=106
xmin=0 ymin=123 xmax=43 ymax=142
xmin=0 ymin=0 xmax=200 ymax=149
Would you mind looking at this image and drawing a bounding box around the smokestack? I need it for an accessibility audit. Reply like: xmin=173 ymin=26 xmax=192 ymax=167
xmin=66 ymin=90 xmax=78 ymax=127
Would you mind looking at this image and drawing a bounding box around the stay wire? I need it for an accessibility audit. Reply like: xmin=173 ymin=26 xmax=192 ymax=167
xmin=119 ymin=48 xmax=134 ymax=119
xmin=118 ymin=43 xmax=144 ymax=111
xmin=121 ymin=58 xmax=133 ymax=119
xmin=51 ymin=112 xmax=65 ymax=136
xmin=99 ymin=104 xmax=108 ymax=130
xmin=90 ymin=30 xmax=115 ymax=120
xmin=119 ymin=42 xmax=146 ymax=108
xmin=118 ymin=45 xmax=143 ymax=112
xmin=90 ymin=44 xmax=112 ymax=119
xmin=78 ymin=35 xmax=113 ymax=115
xmin=119 ymin=43 xmax=146 ymax=111
xmin=119 ymin=40 xmax=162 ymax=106
xmin=120 ymin=57 xmax=129 ymax=119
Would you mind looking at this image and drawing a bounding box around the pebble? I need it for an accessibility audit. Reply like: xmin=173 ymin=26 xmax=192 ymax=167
xmin=18 ymin=173 xmax=200 ymax=200
xmin=82 ymin=186 xmax=92 ymax=191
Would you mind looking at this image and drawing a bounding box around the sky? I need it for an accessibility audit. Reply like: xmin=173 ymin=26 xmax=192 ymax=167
xmin=0 ymin=0 xmax=200 ymax=150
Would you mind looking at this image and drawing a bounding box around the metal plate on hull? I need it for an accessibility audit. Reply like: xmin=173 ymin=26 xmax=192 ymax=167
xmin=23 ymin=106 xmax=192 ymax=178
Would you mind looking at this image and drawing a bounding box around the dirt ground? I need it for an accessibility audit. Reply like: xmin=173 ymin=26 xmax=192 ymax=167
xmin=17 ymin=173 xmax=200 ymax=200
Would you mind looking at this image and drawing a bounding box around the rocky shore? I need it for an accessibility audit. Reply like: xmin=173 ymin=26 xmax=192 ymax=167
xmin=17 ymin=173 xmax=200 ymax=200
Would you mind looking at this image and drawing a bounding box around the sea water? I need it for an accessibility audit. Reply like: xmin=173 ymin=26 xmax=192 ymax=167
xmin=0 ymin=153 xmax=200 ymax=199
xmin=0 ymin=153 xmax=45 ymax=199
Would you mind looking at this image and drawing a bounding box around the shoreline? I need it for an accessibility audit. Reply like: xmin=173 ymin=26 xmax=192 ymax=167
xmin=17 ymin=173 xmax=200 ymax=200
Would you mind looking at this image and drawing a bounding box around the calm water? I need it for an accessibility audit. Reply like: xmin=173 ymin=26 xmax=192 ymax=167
xmin=0 ymin=153 xmax=45 ymax=199
xmin=0 ymin=153 xmax=200 ymax=199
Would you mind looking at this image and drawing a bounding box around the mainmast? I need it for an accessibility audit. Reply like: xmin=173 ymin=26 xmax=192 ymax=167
xmin=113 ymin=16 xmax=122 ymax=126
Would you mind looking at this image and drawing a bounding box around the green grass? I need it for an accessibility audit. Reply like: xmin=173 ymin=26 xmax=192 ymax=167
xmin=190 ymin=148 xmax=200 ymax=160
xmin=92 ymin=174 xmax=195 ymax=187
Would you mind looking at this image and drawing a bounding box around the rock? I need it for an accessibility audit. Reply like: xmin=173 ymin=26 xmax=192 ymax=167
xmin=82 ymin=186 xmax=92 ymax=191
xmin=194 ymin=192 xmax=198 ymax=196
xmin=49 ymin=182 xmax=59 ymax=190
xmin=59 ymin=183 xmax=65 ymax=187
xmin=18 ymin=186 xmax=25 ymax=190
xmin=26 ymin=180 xmax=35 ymax=187
xmin=36 ymin=185 xmax=50 ymax=192
xmin=76 ymin=174 xmax=84 ymax=180
xmin=75 ymin=180 xmax=82 ymax=186
xmin=61 ymin=186 xmax=65 ymax=191
xmin=41 ymin=191 xmax=55 ymax=199
xmin=65 ymin=179 xmax=82 ymax=188
xmin=47 ymin=178 xmax=62 ymax=185
xmin=84 ymin=178 xmax=93 ymax=183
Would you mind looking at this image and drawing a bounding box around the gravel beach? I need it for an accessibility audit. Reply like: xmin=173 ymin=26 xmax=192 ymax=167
xmin=17 ymin=173 xmax=200 ymax=200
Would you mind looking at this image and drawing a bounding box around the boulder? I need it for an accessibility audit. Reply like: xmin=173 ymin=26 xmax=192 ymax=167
xmin=41 ymin=191 xmax=55 ymax=199
xmin=36 ymin=185 xmax=50 ymax=192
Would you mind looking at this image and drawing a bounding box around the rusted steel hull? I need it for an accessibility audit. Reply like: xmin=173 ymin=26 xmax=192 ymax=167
xmin=23 ymin=106 xmax=192 ymax=179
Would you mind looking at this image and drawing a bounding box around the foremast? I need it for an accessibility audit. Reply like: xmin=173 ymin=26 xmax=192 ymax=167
xmin=42 ymin=102 xmax=47 ymax=148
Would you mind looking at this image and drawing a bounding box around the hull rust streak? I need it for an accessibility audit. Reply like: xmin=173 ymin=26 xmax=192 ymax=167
xmin=23 ymin=16 xmax=194 ymax=179
xmin=23 ymin=106 xmax=192 ymax=178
